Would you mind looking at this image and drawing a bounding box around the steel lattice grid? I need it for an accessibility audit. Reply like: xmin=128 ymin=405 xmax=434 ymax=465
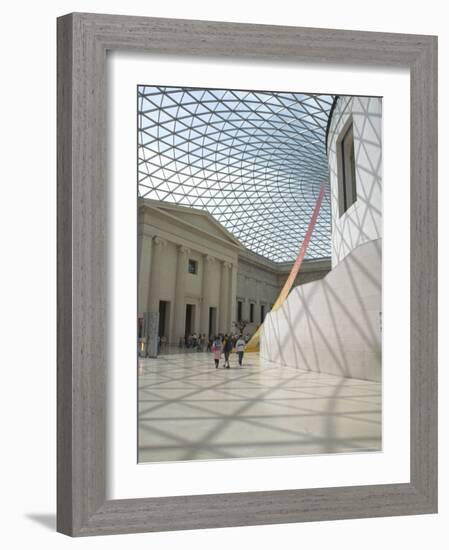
xmin=138 ymin=86 xmax=333 ymax=263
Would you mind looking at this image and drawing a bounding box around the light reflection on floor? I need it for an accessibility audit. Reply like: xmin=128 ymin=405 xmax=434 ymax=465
xmin=138 ymin=352 xmax=381 ymax=463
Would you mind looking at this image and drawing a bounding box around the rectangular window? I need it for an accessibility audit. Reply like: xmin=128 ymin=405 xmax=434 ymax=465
xmin=260 ymin=305 xmax=265 ymax=322
xmin=337 ymin=119 xmax=357 ymax=216
xmin=237 ymin=300 xmax=243 ymax=322
xmin=249 ymin=303 xmax=254 ymax=323
xmin=188 ymin=259 xmax=198 ymax=274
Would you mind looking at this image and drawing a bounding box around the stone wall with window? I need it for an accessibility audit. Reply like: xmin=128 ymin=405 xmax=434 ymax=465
xmin=138 ymin=200 xmax=240 ymax=346
xmin=327 ymin=96 xmax=382 ymax=267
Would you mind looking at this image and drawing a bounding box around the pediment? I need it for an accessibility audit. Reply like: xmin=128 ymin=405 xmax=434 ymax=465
xmin=141 ymin=199 xmax=241 ymax=248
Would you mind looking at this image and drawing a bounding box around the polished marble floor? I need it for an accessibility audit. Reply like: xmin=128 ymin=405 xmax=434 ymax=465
xmin=138 ymin=352 xmax=381 ymax=463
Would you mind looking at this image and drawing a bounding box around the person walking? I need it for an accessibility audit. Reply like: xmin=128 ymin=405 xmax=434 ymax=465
xmin=211 ymin=336 xmax=222 ymax=369
xmin=223 ymin=334 xmax=233 ymax=369
xmin=235 ymin=335 xmax=246 ymax=366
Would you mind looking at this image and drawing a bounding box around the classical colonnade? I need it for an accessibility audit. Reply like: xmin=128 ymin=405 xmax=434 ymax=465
xmin=138 ymin=231 xmax=237 ymax=344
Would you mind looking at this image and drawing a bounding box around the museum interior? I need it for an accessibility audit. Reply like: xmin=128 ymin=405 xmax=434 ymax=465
xmin=137 ymin=87 xmax=382 ymax=462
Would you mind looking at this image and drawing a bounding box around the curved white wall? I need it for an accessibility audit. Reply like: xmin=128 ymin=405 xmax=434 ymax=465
xmin=260 ymin=97 xmax=383 ymax=381
xmin=328 ymin=96 xmax=382 ymax=267
xmin=261 ymin=239 xmax=381 ymax=381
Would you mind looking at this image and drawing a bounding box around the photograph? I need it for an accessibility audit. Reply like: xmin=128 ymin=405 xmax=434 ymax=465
xmin=136 ymin=85 xmax=382 ymax=463
xmin=0 ymin=0 xmax=441 ymax=543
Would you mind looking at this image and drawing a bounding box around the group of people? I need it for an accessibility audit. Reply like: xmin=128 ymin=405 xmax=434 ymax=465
xmin=211 ymin=334 xmax=246 ymax=369
xmin=157 ymin=333 xmax=249 ymax=363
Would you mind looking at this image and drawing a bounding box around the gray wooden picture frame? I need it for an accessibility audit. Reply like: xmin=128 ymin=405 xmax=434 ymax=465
xmin=57 ymin=12 xmax=438 ymax=537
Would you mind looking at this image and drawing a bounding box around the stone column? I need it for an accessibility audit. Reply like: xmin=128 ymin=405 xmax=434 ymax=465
xmin=243 ymin=276 xmax=249 ymax=322
xmin=229 ymin=262 xmax=238 ymax=332
xmin=148 ymin=236 xmax=166 ymax=313
xmin=146 ymin=236 xmax=166 ymax=357
xmin=173 ymin=245 xmax=190 ymax=343
xmin=219 ymin=261 xmax=232 ymax=334
xmin=200 ymin=254 xmax=215 ymax=337
xmin=138 ymin=230 xmax=152 ymax=315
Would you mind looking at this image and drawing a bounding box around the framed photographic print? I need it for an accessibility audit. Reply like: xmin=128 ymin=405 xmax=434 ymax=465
xmin=57 ymin=12 xmax=437 ymax=536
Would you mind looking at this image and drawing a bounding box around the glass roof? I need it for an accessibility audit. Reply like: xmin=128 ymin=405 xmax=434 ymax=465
xmin=138 ymin=86 xmax=334 ymax=263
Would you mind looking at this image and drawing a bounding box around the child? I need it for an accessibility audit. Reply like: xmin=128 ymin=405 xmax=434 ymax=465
xmin=235 ymin=335 xmax=246 ymax=366
xmin=211 ymin=336 xmax=222 ymax=369
xmin=223 ymin=335 xmax=233 ymax=368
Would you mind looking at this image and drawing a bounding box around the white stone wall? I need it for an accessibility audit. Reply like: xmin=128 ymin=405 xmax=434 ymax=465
xmin=236 ymin=257 xmax=279 ymax=334
xmin=328 ymin=96 xmax=382 ymax=267
xmin=185 ymin=249 xmax=203 ymax=299
xmin=261 ymin=239 xmax=382 ymax=381
xmin=158 ymin=241 xmax=177 ymax=302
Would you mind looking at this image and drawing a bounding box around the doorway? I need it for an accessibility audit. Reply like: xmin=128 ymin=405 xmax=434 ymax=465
xmin=158 ymin=300 xmax=170 ymax=339
xmin=208 ymin=306 xmax=217 ymax=337
xmin=185 ymin=303 xmax=196 ymax=336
